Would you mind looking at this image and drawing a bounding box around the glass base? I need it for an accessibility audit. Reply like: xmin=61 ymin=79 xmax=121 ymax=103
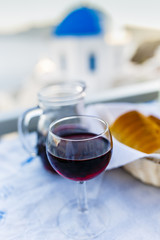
xmin=58 ymin=199 xmax=110 ymax=240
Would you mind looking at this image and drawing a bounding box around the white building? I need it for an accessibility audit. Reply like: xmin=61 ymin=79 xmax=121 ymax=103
xmin=50 ymin=5 xmax=117 ymax=93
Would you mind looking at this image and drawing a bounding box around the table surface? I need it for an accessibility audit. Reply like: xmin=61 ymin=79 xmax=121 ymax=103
xmin=0 ymin=134 xmax=160 ymax=240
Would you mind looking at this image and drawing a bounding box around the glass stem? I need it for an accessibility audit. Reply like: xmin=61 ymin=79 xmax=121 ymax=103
xmin=77 ymin=181 xmax=88 ymax=213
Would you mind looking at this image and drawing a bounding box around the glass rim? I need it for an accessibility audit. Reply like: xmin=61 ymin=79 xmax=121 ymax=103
xmin=38 ymin=80 xmax=86 ymax=103
xmin=48 ymin=115 xmax=109 ymax=142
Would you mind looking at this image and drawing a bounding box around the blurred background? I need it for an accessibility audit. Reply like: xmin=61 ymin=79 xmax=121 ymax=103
xmin=1 ymin=0 xmax=160 ymax=114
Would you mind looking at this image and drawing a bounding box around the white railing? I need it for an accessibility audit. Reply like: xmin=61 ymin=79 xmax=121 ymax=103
xmin=0 ymin=79 xmax=159 ymax=136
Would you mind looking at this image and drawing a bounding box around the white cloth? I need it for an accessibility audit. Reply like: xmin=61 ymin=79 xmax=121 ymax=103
xmin=86 ymin=102 xmax=160 ymax=169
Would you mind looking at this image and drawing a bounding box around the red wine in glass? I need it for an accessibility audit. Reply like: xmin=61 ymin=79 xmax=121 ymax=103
xmin=46 ymin=116 xmax=113 ymax=240
xmin=47 ymin=131 xmax=112 ymax=181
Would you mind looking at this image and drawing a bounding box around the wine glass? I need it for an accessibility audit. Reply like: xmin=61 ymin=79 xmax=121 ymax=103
xmin=46 ymin=115 xmax=113 ymax=239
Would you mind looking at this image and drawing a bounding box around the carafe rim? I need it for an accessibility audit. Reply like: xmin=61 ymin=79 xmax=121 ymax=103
xmin=37 ymin=80 xmax=86 ymax=107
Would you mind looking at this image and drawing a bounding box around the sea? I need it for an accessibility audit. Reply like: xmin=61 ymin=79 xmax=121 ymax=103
xmin=0 ymin=26 xmax=53 ymax=93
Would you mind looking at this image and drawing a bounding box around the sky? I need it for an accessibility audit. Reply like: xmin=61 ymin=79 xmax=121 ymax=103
xmin=1 ymin=0 xmax=160 ymax=33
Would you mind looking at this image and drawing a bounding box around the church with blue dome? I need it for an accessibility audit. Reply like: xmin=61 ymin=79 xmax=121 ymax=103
xmin=53 ymin=6 xmax=105 ymax=36
xmin=50 ymin=5 xmax=119 ymax=93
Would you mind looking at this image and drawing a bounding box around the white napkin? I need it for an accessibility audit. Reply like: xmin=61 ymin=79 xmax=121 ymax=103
xmin=86 ymin=102 xmax=160 ymax=169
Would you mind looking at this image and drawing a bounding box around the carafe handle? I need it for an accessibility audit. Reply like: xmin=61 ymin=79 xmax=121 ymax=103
xmin=18 ymin=106 xmax=42 ymax=157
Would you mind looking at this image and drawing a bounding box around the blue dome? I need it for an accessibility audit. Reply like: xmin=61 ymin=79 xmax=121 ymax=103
xmin=53 ymin=6 xmax=105 ymax=37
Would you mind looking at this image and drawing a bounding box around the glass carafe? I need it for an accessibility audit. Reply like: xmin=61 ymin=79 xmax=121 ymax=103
xmin=18 ymin=81 xmax=86 ymax=172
